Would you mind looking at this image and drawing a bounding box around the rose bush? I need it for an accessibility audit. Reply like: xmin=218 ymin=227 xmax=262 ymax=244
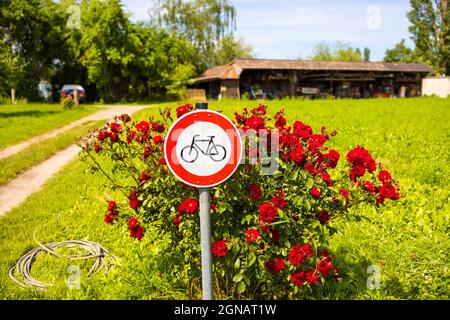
xmin=80 ymin=103 xmax=401 ymax=299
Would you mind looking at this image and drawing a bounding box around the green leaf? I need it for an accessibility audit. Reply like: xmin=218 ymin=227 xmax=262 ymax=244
xmin=237 ymin=281 xmax=246 ymax=294
xmin=234 ymin=258 xmax=241 ymax=269
xmin=306 ymin=177 xmax=314 ymax=189
xmin=248 ymin=252 xmax=256 ymax=267
xmin=233 ymin=273 xmax=244 ymax=282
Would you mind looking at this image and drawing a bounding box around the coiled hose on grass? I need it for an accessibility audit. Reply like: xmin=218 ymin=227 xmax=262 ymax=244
xmin=9 ymin=236 xmax=117 ymax=290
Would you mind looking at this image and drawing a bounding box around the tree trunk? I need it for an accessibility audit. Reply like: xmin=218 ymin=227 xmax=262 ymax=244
xmin=11 ymin=88 xmax=16 ymax=104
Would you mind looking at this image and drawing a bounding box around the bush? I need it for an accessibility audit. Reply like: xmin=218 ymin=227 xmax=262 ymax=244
xmin=80 ymin=104 xmax=401 ymax=299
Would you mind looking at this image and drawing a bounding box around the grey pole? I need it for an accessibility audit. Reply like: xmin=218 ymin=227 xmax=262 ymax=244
xmin=199 ymin=187 xmax=213 ymax=300
xmin=196 ymin=102 xmax=214 ymax=300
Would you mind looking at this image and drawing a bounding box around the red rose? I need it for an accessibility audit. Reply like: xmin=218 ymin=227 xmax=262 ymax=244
xmin=97 ymin=130 xmax=107 ymax=141
xmin=178 ymin=198 xmax=199 ymax=214
xmin=211 ymin=240 xmax=228 ymax=257
xmin=317 ymin=259 xmax=334 ymax=277
xmin=259 ymin=203 xmax=278 ymax=224
xmin=251 ymin=104 xmax=267 ymax=115
xmin=247 ymin=183 xmax=262 ymax=201
xmin=339 ymin=188 xmax=349 ymax=201
xmin=318 ymin=172 xmax=333 ymax=186
xmin=360 ymin=180 xmax=375 ymax=193
xmin=133 ymin=226 xmax=145 ymax=241
xmin=136 ymin=121 xmax=150 ymax=134
xmin=152 ymin=122 xmax=165 ymax=133
xmin=246 ymin=115 xmax=265 ymax=130
xmin=139 ymin=172 xmax=150 ymax=183
xmin=173 ymin=214 xmax=181 ymax=226
xmin=152 ymin=135 xmax=164 ymax=145
xmin=110 ymin=122 xmax=122 ymax=133
xmin=127 ymin=217 xmax=139 ymax=229
xmin=346 ymin=146 xmax=377 ymax=181
xmin=265 ymin=258 xmax=285 ymax=273
xmin=274 ymin=112 xmax=286 ymax=128
xmin=378 ymin=170 xmax=392 ymax=184
xmin=378 ymin=183 xmax=400 ymax=201
xmin=108 ymin=131 xmax=118 ymax=142
xmin=94 ymin=143 xmax=102 ymax=153
xmin=104 ymin=212 xmax=117 ymax=224
xmin=306 ymin=269 xmax=319 ymax=285
xmin=176 ymin=104 xmax=192 ymax=118
xmin=271 ymin=193 xmax=287 ymax=210
xmin=318 ymin=210 xmax=330 ymax=224
xmin=293 ymin=121 xmax=312 ymax=140
xmin=323 ymin=149 xmax=340 ymax=168
xmin=290 ymin=270 xmax=306 ymax=286
xmin=288 ymin=244 xmax=309 ymax=266
xmin=129 ymin=192 xmax=141 ymax=210
xmin=304 ymin=163 xmax=316 ymax=175
xmin=245 ymin=229 xmax=260 ymax=244
xmin=308 ymin=134 xmax=326 ymax=153
xmin=119 ymin=114 xmax=131 ymax=123
xmin=310 ymin=186 xmax=321 ymax=199
xmin=107 ymin=200 xmax=117 ymax=212
xmin=291 ymin=144 xmax=304 ymax=164
xmin=128 ymin=217 xmax=145 ymax=240
xmin=301 ymin=244 xmax=314 ymax=257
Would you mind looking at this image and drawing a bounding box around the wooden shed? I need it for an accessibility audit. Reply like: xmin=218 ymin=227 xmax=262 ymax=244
xmin=190 ymin=58 xmax=433 ymax=100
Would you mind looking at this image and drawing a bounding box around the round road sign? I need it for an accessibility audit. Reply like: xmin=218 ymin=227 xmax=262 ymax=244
xmin=164 ymin=110 xmax=242 ymax=188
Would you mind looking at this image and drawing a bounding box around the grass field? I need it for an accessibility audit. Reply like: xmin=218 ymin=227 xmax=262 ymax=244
xmin=0 ymin=102 xmax=97 ymax=149
xmin=0 ymin=120 xmax=105 ymax=185
xmin=0 ymin=97 xmax=449 ymax=299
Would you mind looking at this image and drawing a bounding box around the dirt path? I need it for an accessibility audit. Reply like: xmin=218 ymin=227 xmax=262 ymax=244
xmin=0 ymin=106 xmax=147 ymax=160
xmin=0 ymin=105 xmax=149 ymax=217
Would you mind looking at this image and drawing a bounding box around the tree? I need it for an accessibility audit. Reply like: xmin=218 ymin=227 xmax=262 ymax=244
xmin=310 ymin=42 xmax=365 ymax=62
xmin=212 ymin=34 xmax=254 ymax=65
xmin=0 ymin=0 xmax=69 ymax=100
xmin=364 ymin=47 xmax=371 ymax=62
xmin=407 ymin=0 xmax=450 ymax=74
xmin=383 ymin=39 xmax=417 ymax=63
xmin=149 ymin=0 xmax=236 ymax=68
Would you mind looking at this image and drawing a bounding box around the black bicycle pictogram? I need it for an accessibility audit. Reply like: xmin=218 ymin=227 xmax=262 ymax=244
xmin=181 ymin=135 xmax=227 ymax=163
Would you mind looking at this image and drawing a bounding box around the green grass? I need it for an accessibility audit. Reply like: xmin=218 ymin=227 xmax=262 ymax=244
xmin=0 ymin=120 xmax=105 ymax=185
xmin=0 ymin=97 xmax=449 ymax=299
xmin=0 ymin=102 xmax=98 ymax=149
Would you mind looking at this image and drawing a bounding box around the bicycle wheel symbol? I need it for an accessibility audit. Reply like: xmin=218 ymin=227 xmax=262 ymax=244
xmin=180 ymin=135 xmax=227 ymax=163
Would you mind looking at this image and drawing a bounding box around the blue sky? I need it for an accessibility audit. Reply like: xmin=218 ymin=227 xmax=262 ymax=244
xmin=121 ymin=0 xmax=414 ymax=61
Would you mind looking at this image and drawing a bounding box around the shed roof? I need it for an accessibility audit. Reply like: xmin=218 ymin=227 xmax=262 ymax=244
xmin=192 ymin=58 xmax=433 ymax=82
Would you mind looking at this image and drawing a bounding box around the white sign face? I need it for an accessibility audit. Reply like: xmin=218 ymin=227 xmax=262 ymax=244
xmin=175 ymin=122 xmax=232 ymax=176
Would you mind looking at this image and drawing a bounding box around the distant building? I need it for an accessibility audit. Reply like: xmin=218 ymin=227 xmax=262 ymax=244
xmin=190 ymin=58 xmax=433 ymax=100
xmin=422 ymin=77 xmax=450 ymax=98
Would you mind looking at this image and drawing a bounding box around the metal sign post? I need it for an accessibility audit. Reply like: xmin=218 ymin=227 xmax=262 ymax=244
xmin=164 ymin=101 xmax=242 ymax=301
xmin=195 ymin=102 xmax=214 ymax=300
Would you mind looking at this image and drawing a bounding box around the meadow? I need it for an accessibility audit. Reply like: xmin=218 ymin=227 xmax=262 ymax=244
xmin=0 ymin=102 xmax=97 ymax=149
xmin=0 ymin=97 xmax=448 ymax=299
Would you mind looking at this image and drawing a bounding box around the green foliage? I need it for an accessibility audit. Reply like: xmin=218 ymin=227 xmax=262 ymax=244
xmin=407 ymin=0 xmax=450 ymax=74
xmin=383 ymin=39 xmax=418 ymax=63
xmin=309 ymin=42 xmax=370 ymax=62
xmin=212 ymin=34 xmax=254 ymax=65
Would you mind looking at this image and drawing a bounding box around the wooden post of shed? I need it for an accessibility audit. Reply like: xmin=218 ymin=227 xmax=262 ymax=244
xmin=290 ymin=71 xmax=298 ymax=97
